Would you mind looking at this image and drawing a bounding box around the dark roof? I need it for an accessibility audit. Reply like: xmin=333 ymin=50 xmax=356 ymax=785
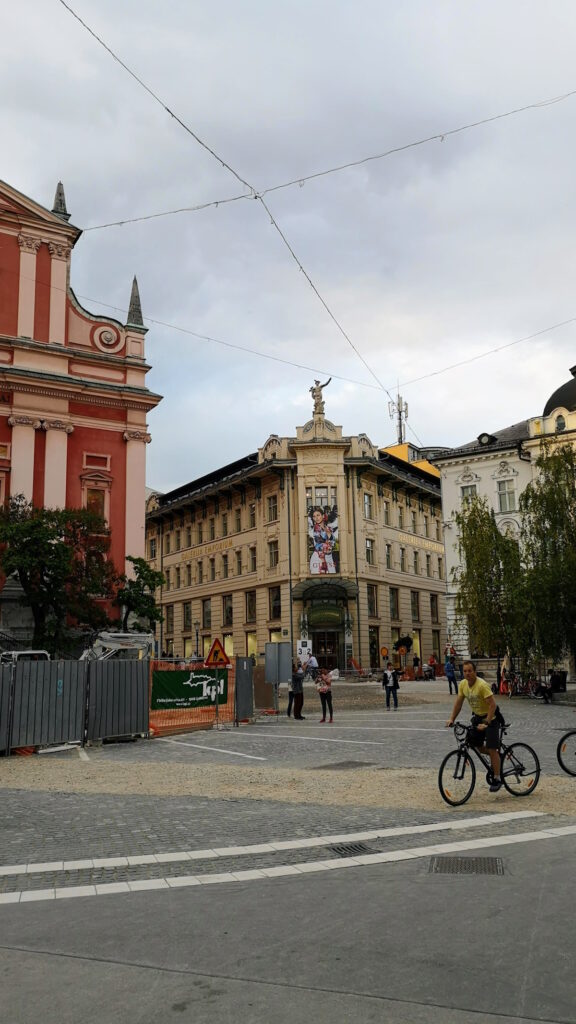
xmin=153 ymin=453 xmax=260 ymax=511
xmin=431 ymin=420 xmax=530 ymax=462
xmin=543 ymin=366 xmax=576 ymax=416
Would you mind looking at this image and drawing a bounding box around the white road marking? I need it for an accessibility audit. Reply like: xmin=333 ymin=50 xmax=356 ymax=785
xmin=248 ymin=730 xmax=446 ymax=744
xmin=0 ymin=811 xmax=542 ymax=878
xmin=155 ymin=737 xmax=267 ymax=761
xmin=6 ymin=816 xmax=576 ymax=907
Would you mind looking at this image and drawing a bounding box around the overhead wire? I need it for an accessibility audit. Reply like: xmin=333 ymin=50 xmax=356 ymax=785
xmin=82 ymin=88 xmax=576 ymax=232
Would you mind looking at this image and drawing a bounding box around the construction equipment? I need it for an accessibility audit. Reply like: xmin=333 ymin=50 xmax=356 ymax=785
xmin=79 ymin=632 xmax=154 ymax=661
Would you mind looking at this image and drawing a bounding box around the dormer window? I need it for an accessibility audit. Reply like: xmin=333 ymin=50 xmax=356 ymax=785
xmin=555 ymin=414 xmax=566 ymax=433
xmin=478 ymin=432 xmax=497 ymax=446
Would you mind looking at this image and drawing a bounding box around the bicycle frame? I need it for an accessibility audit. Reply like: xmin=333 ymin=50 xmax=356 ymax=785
xmin=452 ymin=722 xmax=498 ymax=776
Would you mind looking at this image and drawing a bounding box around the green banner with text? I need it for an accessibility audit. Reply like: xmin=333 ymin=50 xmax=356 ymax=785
xmin=151 ymin=668 xmax=228 ymax=710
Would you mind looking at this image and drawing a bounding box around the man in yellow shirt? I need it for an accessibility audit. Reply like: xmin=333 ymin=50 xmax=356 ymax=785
xmin=446 ymin=659 xmax=502 ymax=792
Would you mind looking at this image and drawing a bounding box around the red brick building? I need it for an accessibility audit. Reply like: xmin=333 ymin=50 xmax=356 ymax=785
xmin=0 ymin=179 xmax=161 ymax=629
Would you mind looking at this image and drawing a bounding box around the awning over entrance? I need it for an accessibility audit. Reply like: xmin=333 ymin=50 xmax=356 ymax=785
xmin=291 ymin=577 xmax=359 ymax=600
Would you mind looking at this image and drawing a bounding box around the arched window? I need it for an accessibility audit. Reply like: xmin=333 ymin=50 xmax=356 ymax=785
xmin=555 ymin=414 xmax=566 ymax=433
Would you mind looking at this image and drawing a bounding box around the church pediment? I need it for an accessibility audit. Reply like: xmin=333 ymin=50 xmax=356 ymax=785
xmin=0 ymin=180 xmax=81 ymax=240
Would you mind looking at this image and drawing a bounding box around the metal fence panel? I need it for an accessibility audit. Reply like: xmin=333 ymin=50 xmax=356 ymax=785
xmin=86 ymin=660 xmax=149 ymax=741
xmin=0 ymin=666 xmax=11 ymax=752
xmin=10 ymin=661 xmax=87 ymax=748
xmin=235 ymin=657 xmax=254 ymax=720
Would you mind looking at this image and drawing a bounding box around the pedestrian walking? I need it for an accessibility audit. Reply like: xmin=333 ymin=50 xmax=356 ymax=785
xmin=383 ymin=661 xmax=399 ymax=710
xmin=412 ymin=654 xmax=421 ymax=679
xmin=444 ymin=656 xmax=458 ymax=696
xmin=316 ymin=667 xmax=333 ymax=722
xmin=292 ymin=663 xmax=305 ymax=719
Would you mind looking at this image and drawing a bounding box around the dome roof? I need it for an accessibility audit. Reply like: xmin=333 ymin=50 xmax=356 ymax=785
xmin=543 ymin=366 xmax=576 ymax=416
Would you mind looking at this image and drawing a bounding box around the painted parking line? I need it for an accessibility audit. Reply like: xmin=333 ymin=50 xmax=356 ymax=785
xmin=155 ymin=738 xmax=267 ymax=761
xmin=0 ymin=811 xmax=542 ymax=878
xmin=248 ymin=730 xmax=446 ymax=745
xmin=8 ymin=817 xmax=576 ymax=908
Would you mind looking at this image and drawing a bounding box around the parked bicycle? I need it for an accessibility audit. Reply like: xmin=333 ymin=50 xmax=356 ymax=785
xmin=506 ymin=672 xmax=538 ymax=699
xmin=438 ymin=719 xmax=541 ymax=806
xmin=557 ymin=731 xmax=576 ymax=776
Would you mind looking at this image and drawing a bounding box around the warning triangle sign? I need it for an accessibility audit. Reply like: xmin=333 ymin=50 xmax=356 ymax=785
xmin=204 ymin=638 xmax=231 ymax=667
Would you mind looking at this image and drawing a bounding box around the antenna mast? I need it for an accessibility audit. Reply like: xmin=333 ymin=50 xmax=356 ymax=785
xmin=388 ymin=394 xmax=409 ymax=444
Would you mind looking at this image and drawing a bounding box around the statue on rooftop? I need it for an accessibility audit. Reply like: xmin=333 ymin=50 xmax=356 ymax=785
xmin=310 ymin=377 xmax=331 ymax=416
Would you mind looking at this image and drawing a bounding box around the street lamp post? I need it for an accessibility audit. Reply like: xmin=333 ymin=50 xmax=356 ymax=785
xmin=194 ymin=620 xmax=200 ymax=659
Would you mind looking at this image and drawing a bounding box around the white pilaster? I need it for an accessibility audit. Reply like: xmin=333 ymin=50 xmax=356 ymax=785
xmin=43 ymin=420 xmax=74 ymax=508
xmin=48 ymin=243 xmax=70 ymax=344
xmin=8 ymin=416 xmax=41 ymax=501
xmin=123 ymin=429 xmax=151 ymax=566
xmin=17 ymin=235 xmax=40 ymax=339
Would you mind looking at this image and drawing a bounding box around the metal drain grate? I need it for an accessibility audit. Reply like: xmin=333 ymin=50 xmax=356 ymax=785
xmin=308 ymin=760 xmax=376 ymax=771
xmin=429 ymin=856 xmax=505 ymax=876
xmin=329 ymin=842 xmax=376 ymax=857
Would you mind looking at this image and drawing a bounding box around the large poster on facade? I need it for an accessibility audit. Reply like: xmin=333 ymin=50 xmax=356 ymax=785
xmin=307 ymin=505 xmax=339 ymax=574
xmin=151 ymin=668 xmax=228 ymax=710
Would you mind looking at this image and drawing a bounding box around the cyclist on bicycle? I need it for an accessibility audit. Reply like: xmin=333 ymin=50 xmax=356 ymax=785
xmin=446 ymin=659 xmax=503 ymax=792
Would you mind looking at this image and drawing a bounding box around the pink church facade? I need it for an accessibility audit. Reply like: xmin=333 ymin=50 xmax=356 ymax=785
xmin=0 ymin=179 xmax=161 ymax=626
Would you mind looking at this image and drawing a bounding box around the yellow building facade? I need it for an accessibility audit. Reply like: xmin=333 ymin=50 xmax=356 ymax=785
xmin=146 ymin=397 xmax=446 ymax=672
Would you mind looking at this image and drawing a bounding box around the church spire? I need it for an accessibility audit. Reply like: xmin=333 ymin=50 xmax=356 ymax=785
xmin=51 ymin=181 xmax=70 ymax=222
xmin=126 ymin=276 xmax=144 ymax=328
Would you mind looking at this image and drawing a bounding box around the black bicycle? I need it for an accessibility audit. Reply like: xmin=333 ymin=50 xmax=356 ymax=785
xmin=438 ymin=720 xmax=541 ymax=806
xmin=556 ymin=731 xmax=576 ymax=776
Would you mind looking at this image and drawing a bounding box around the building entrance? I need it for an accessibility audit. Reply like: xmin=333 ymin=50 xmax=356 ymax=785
xmin=312 ymin=630 xmax=340 ymax=671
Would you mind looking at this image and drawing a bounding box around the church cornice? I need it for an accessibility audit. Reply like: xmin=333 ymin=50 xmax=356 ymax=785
xmin=0 ymin=334 xmax=152 ymax=372
xmin=0 ymin=374 xmax=161 ymax=413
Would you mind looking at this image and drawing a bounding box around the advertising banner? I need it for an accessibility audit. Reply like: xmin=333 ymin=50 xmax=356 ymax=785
xmin=151 ymin=668 xmax=228 ymax=710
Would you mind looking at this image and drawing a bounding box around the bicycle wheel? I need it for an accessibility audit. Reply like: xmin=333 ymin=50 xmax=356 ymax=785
xmin=438 ymin=749 xmax=476 ymax=806
xmin=501 ymin=743 xmax=540 ymax=796
xmin=557 ymin=731 xmax=576 ymax=777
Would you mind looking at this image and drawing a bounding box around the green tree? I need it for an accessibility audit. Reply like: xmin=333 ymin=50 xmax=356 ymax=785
xmin=520 ymin=442 xmax=576 ymax=663
xmin=0 ymin=495 xmax=117 ymax=654
xmin=453 ymin=496 xmax=527 ymax=659
xmin=113 ymin=555 xmax=165 ymax=631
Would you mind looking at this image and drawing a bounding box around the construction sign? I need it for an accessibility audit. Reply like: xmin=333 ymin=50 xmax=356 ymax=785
xmin=204 ymin=638 xmax=231 ymax=668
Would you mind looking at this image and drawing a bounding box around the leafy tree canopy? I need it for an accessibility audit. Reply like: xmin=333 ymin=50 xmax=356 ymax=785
xmin=113 ymin=555 xmax=165 ymax=631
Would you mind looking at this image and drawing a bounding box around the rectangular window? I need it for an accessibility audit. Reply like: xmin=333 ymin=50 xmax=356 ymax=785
xmin=202 ymin=634 xmax=212 ymax=658
xmin=424 ymin=515 xmax=429 ymax=538
xmin=222 ymin=554 xmax=228 ymax=579
xmin=186 ymin=563 xmax=192 ymax=587
xmin=383 ymin=501 xmax=390 ymax=525
xmin=413 ymin=551 xmax=419 ymax=574
xmin=209 ymin=558 xmax=216 ymax=581
xmin=165 ymin=604 xmax=174 ymax=633
xmin=223 ymin=633 xmax=234 ymax=658
xmin=164 ymin=533 xmax=171 ymax=555
xmin=369 ymin=625 xmax=380 ymax=669
xmin=235 ymin=508 xmax=242 ymax=532
xmin=386 ymin=543 xmax=392 ymax=569
xmin=426 ymin=554 xmax=431 ymax=578
xmin=398 ymin=506 xmax=404 ymax=529
xmin=461 ymin=484 xmax=477 ymax=505
xmin=438 ymin=556 xmax=444 ymax=580
xmin=432 ymin=630 xmax=441 ymax=660
xmin=497 ymin=479 xmax=516 ymax=513
xmin=269 ymin=585 xmax=281 ymax=619
xmin=87 ymin=488 xmax=106 ymax=518
xmin=411 ymin=511 xmax=417 ymax=533
xmin=249 ymin=546 xmax=257 ymax=572
xmin=246 ymin=590 xmax=256 ymax=623
xmin=175 ymin=567 xmax=181 ymax=589
xmin=315 ymin=487 xmax=328 ymax=506
xmin=365 ymin=538 xmax=375 ymax=565
xmin=305 ymin=487 xmax=313 ymax=506
xmin=223 ymin=594 xmax=233 ymax=627
xmin=236 ymin=550 xmax=242 ymax=576
xmin=197 ymin=523 xmax=203 ymax=544
xmin=186 ymin=526 xmax=192 ymax=548
xmin=202 ymin=598 xmax=211 ymax=630
xmin=209 ymin=519 xmax=216 ymax=541
xmin=165 ymin=569 xmax=170 ymax=591
xmin=436 ymin=519 xmax=442 ymax=541
xmin=410 ymin=590 xmax=420 ymax=621
xmin=364 ymin=492 xmax=373 ymax=519
xmin=149 ymin=537 xmax=156 ymax=559
xmin=268 ymin=540 xmax=279 ymax=568
xmin=246 ymin=632 xmax=257 ymax=658
xmin=330 ymin=486 xmax=337 ymax=505
xmin=249 ymin=503 xmax=256 ymax=529
xmin=183 ymin=602 xmax=192 ymax=632
xmin=197 ymin=560 xmax=203 ymax=584
xmin=430 ymin=593 xmax=439 ymax=623
xmin=222 ymin=514 xmax=228 ymax=537
xmin=269 ymin=629 xmax=282 ymax=643
xmin=367 ymin=583 xmax=378 ymax=617
xmin=389 ymin=587 xmax=399 ymax=620
xmin=400 ymin=548 xmax=406 ymax=572
xmin=175 ymin=530 xmax=181 ymax=551
xmin=267 ymin=495 xmax=278 ymax=522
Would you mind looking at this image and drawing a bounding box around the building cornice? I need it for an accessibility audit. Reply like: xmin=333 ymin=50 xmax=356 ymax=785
xmin=0 ymin=334 xmax=152 ymax=373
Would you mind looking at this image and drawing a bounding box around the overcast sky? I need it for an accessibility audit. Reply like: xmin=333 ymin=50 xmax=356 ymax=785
xmin=3 ymin=1 xmax=576 ymax=492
